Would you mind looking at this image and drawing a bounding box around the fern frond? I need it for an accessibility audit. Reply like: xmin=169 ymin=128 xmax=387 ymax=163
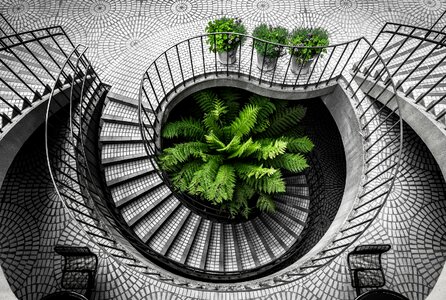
xmin=207 ymin=164 xmax=236 ymax=204
xmin=228 ymin=104 xmax=260 ymax=137
xmin=256 ymin=194 xmax=276 ymax=213
xmin=255 ymin=138 xmax=288 ymax=160
xmin=234 ymin=184 xmax=256 ymax=206
xmin=266 ymin=153 xmax=309 ymax=173
xmin=262 ymin=105 xmax=307 ymax=137
xmin=283 ymin=136 xmax=314 ymax=153
xmin=171 ymin=160 xmax=203 ymax=192
xmin=219 ymin=88 xmax=241 ymax=121
xmin=203 ymin=113 xmax=223 ymax=138
xmin=159 ymin=142 xmax=208 ymax=170
xmin=188 ymin=156 xmax=221 ymax=195
xmin=205 ymin=131 xmax=226 ymax=149
xmin=244 ymin=170 xmax=286 ymax=194
xmin=162 ymin=117 xmax=205 ymax=141
xmin=217 ymin=135 xmax=241 ymax=153
xmin=227 ymin=138 xmax=261 ymax=158
xmin=248 ymin=95 xmax=276 ymax=134
xmin=236 ymin=163 xmax=277 ymax=179
xmin=194 ymin=90 xmax=218 ymax=114
xmin=210 ymin=99 xmax=228 ymax=122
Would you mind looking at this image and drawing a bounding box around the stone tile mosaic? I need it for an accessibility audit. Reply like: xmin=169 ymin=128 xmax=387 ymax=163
xmin=1 ymin=1 xmax=446 ymax=299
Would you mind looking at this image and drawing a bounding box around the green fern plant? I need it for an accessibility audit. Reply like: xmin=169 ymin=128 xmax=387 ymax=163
xmin=159 ymin=88 xmax=314 ymax=218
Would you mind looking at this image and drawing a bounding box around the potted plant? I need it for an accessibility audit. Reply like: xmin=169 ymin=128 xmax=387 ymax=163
xmin=205 ymin=17 xmax=247 ymax=65
xmin=252 ymin=24 xmax=288 ymax=72
xmin=158 ymin=88 xmax=314 ymax=219
xmin=289 ymin=27 xmax=329 ymax=75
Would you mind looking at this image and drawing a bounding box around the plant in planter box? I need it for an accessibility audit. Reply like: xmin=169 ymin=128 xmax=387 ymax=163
xmin=252 ymin=24 xmax=289 ymax=72
xmin=205 ymin=17 xmax=247 ymax=65
xmin=159 ymin=88 xmax=314 ymax=219
xmin=289 ymin=27 xmax=329 ymax=75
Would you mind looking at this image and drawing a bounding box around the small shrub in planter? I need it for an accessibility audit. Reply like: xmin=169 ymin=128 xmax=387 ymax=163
xmin=289 ymin=28 xmax=329 ymax=75
xmin=159 ymin=88 xmax=314 ymax=219
xmin=252 ymin=24 xmax=289 ymax=72
xmin=205 ymin=17 xmax=247 ymax=65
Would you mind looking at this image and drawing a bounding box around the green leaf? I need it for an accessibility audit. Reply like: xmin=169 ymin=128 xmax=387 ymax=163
xmin=171 ymin=160 xmax=203 ymax=192
xmin=227 ymin=138 xmax=261 ymax=158
xmin=262 ymin=105 xmax=307 ymax=137
xmin=244 ymin=170 xmax=286 ymax=194
xmin=266 ymin=153 xmax=309 ymax=173
xmin=236 ymin=163 xmax=277 ymax=179
xmin=228 ymin=104 xmax=260 ymax=137
xmin=248 ymin=94 xmax=276 ymax=134
xmin=255 ymin=138 xmax=288 ymax=160
xmin=188 ymin=156 xmax=221 ymax=196
xmin=256 ymin=194 xmax=276 ymax=213
xmin=208 ymin=164 xmax=236 ymax=204
xmin=159 ymin=142 xmax=208 ymax=170
xmin=162 ymin=117 xmax=206 ymax=141
xmin=194 ymin=90 xmax=218 ymax=114
xmin=205 ymin=131 xmax=226 ymax=149
xmin=283 ymin=136 xmax=314 ymax=153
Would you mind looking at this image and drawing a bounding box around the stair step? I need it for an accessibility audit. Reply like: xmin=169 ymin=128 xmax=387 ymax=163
xmin=107 ymin=168 xmax=156 ymax=187
xmin=167 ymin=213 xmax=201 ymax=262
xmin=244 ymin=221 xmax=274 ymax=265
xmin=139 ymin=196 xmax=181 ymax=243
xmin=234 ymin=224 xmax=257 ymax=269
xmin=115 ymin=179 xmax=163 ymax=208
xmin=121 ymin=184 xmax=171 ymax=225
xmin=253 ymin=217 xmax=287 ymax=257
xmin=222 ymin=224 xmax=240 ymax=272
xmin=101 ymin=153 xmax=149 ymax=165
xmin=100 ymin=136 xmax=144 ymax=143
xmin=185 ymin=219 xmax=211 ymax=268
xmin=149 ymin=206 xmax=191 ymax=255
xmin=205 ymin=223 xmax=223 ymax=271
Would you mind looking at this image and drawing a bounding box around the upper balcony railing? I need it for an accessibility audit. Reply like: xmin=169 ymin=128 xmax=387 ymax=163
xmin=0 ymin=14 xmax=79 ymax=134
xmin=356 ymin=10 xmax=446 ymax=129
xmin=138 ymin=32 xmax=404 ymax=285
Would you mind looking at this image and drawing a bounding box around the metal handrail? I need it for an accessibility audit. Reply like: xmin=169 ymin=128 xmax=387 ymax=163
xmin=0 ymin=17 xmax=74 ymax=134
xmin=137 ymin=31 xmax=403 ymax=285
xmin=360 ymin=17 xmax=446 ymax=129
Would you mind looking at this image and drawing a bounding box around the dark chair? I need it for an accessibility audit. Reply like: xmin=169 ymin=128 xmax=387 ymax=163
xmin=54 ymin=245 xmax=98 ymax=298
xmin=41 ymin=291 xmax=88 ymax=300
xmin=347 ymin=244 xmax=391 ymax=297
xmin=354 ymin=289 xmax=409 ymax=300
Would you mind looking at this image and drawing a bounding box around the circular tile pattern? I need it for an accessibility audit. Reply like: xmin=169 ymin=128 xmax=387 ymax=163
xmin=89 ymin=0 xmax=112 ymax=16
xmin=97 ymin=16 xmax=162 ymax=65
xmin=254 ymin=0 xmax=274 ymax=13
xmin=335 ymin=0 xmax=358 ymax=12
xmin=7 ymin=0 xmax=30 ymax=16
xmin=227 ymin=0 xmax=295 ymax=24
xmin=170 ymin=0 xmax=192 ymax=15
xmin=389 ymin=1 xmax=445 ymax=27
xmin=421 ymin=0 xmax=442 ymax=11
xmin=0 ymin=203 xmax=40 ymax=292
xmin=410 ymin=203 xmax=446 ymax=288
xmin=2 ymin=0 xmax=54 ymax=30
xmin=150 ymin=0 xmax=219 ymax=27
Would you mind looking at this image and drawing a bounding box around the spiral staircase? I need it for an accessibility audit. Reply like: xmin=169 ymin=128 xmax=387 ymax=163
xmin=0 ymin=9 xmax=446 ymax=300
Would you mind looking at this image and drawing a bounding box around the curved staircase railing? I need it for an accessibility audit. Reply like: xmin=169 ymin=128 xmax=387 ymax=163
xmin=353 ymin=11 xmax=446 ymax=130
xmin=33 ymin=22 xmax=406 ymax=290
xmin=138 ymin=33 xmax=404 ymax=285
xmin=0 ymin=14 xmax=79 ymax=134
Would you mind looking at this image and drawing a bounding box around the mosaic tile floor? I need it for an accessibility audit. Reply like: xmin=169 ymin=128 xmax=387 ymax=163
xmin=1 ymin=0 xmax=444 ymax=99
xmin=1 ymin=106 xmax=445 ymax=299
xmin=1 ymin=0 xmax=446 ymax=299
